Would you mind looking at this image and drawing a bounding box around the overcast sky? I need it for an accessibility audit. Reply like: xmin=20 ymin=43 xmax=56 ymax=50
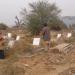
xmin=0 ymin=0 xmax=75 ymax=26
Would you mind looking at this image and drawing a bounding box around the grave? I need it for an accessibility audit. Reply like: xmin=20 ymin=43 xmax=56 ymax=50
xmin=57 ymin=33 xmax=61 ymax=39
xmin=33 ymin=38 xmax=40 ymax=46
xmin=16 ymin=36 xmax=20 ymax=41
xmin=7 ymin=33 xmax=12 ymax=38
xmin=67 ymin=33 xmax=72 ymax=38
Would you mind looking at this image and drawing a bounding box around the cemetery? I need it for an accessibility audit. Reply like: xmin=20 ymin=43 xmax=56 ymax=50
xmin=0 ymin=0 xmax=75 ymax=75
xmin=0 ymin=28 xmax=75 ymax=75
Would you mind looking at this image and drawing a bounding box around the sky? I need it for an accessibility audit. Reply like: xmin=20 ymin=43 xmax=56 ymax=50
xmin=0 ymin=0 xmax=75 ymax=26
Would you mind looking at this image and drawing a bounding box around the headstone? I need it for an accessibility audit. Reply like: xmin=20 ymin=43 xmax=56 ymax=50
xmin=33 ymin=38 xmax=40 ymax=46
xmin=57 ymin=34 xmax=61 ymax=39
xmin=7 ymin=33 xmax=12 ymax=38
xmin=16 ymin=36 xmax=20 ymax=41
xmin=67 ymin=33 xmax=72 ymax=38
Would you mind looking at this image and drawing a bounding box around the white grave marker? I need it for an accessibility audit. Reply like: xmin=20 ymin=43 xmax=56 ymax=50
xmin=67 ymin=33 xmax=72 ymax=38
xmin=33 ymin=38 xmax=40 ymax=46
xmin=57 ymin=34 xmax=61 ymax=39
xmin=16 ymin=36 xmax=20 ymax=41
xmin=7 ymin=33 xmax=12 ymax=38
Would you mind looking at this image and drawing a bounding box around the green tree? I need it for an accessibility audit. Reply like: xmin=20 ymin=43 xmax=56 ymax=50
xmin=49 ymin=17 xmax=67 ymax=30
xmin=21 ymin=1 xmax=66 ymax=35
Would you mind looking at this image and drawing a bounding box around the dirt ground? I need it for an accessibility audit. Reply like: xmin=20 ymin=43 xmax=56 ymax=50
xmin=14 ymin=43 xmax=75 ymax=75
xmin=16 ymin=30 xmax=75 ymax=75
xmin=0 ymin=30 xmax=75 ymax=75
